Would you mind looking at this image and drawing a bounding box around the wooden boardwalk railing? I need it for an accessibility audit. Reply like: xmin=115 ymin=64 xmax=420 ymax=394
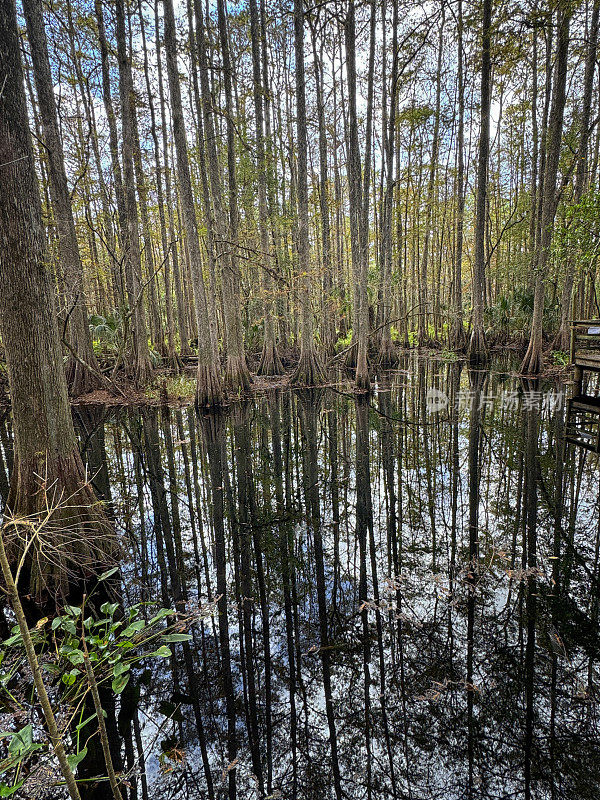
xmin=570 ymin=319 xmax=600 ymax=395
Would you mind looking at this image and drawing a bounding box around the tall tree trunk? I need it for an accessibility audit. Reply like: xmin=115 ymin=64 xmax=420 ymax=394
xmin=185 ymin=0 xmax=219 ymax=362
xmin=0 ymin=0 xmax=113 ymax=598
xmin=216 ymin=0 xmax=252 ymax=390
xmin=162 ymin=0 xmax=224 ymax=407
xmin=310 ymin=21 xmax=336 ymax=356
xmin=115 ymin=0 xmax=153 ymax=386
xmin=450 ymin=0 xmax=467 ymax=351
xmin=468 ymin=0 xmax=492 ymax=364
xmin=344 ymin=0 xmax=371 ymax=390
xmin=291 ymin=0 xmax=326 ymax=385
xmin=521 ymin=7 xmax=571 ymax=374
xmin=94 ymin=0 xmax=126 ymax=302
xmin=261 ymin=0 xmax=287 ymax=357
xmin=418 ymin=4 xmax=444 ymax=348
xmin=379 ymin=0 xmax=400 ymax=366
xmin=555 ymin=0 xmax=599 ymax=351
xmin=154 ymin=3 xmax=192 ymax=356
xmin=22 ymin=0 xmax=101 ymax=396
xmin=139 ymin=0 xmax=179 ymax=369
xmin=66 ymin=15 xmax=119 ymax=312
xmin=253 ymin=0 xmax=284 ymax=374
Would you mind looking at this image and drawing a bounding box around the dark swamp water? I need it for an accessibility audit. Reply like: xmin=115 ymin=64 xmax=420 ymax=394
xmin=5 ymin=357 xmax=600 ymax=800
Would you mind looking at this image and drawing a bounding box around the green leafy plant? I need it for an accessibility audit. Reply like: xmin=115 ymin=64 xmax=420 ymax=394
xmin=89 ymin=311 xmax=124 ymax=360
xmin=0 ymin=724 xmax=42 ymax=796
xmin=0 ymin=564 xmax=210 ymax=798
xmin=551 ymin=350 xmax=569 ymax=366
xmin=334 ymin=328 xmax=353 ymax=352
xmin=145 ymin=373 xmax=196 ymax=403
xmin=439 ymin=347 xmax=459 ymax=363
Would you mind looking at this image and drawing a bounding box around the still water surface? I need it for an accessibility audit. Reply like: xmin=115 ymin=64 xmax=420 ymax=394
xmin=63 ymin=359 xmax=600 ymax=798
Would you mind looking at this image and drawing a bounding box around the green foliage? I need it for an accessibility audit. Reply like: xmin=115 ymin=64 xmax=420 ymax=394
xmin=485 ymin=288 xmax=560 ymax=337
xmin=551 ymin=350 xmax=569 ymax=366
xmin=0 ymin=589 xmax=206 ymax=795
xmin=439 ymin=348 xmax=459 ymax=363
xmin=334 ymin=328 xmax=353 ymax=352
xmin=396 ymin=103 xmax=434 ymax=129
xmin=145 ymin=374 xmax=196 ymax=402
xmin=89 ymin=311 xmax=124 ymax=360
xmin=0 ymin=724 xmax=42 ymax=796
xmin=554 ymin=186 xmax=600 ymax=275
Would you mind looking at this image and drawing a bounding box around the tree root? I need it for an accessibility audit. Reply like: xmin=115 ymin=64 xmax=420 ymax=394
xmin=196 ymin=363 xmax=225 ymax=409
xmin=467 ymin=328 xmax=488 ymax=366
xmin=225 ymin=354 xmax=252 ymax=394
xmin=257 ymin=341 xmax=285 ymax=376
xmin=291 ymin=348 xmax=327 ymax=386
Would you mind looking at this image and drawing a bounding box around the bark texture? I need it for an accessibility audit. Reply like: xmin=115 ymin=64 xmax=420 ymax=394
xmin=0 ymin=0 xmax=114 ymax=598
xmin=468 ymin=0 xmax=492 ymax=364
xmin=291 ymin=0 xmax=326 ymax=386
xmin=23 ymin=0 xmax=101 ymax=396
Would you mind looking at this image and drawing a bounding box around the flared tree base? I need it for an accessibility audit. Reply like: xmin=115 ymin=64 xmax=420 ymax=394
xmin=355 ymin=348 xmax=371 ymax=392
xmin=195 ymin=362 xmax=225 ymax=410
xmin=344 ymin=340 xmax=357 ymax=370
xmin=551 ymin=324 xmax=569 ymax=355
xmin=257 ymin=341 xmax=285 ymax=376
xmin=520 ymin=337 xmax=543 ymax=375
xmin=166 ymin=348 xmax=183 ymax=374
xmin=467 ymin=328 xmax=488 ymax=366
xmin=292 ymin=348 xmax=327 ymax=386
xmin=355 ymin=370 xmax=371 ymax=391
xmin=65 ymin=355 xmax=103 ymax=398
xmin=449 ymin=322 xmax=467 ymax=354
xmin=5 ymin=451 xmax=117 ymax=601
xmin=378 ymin=335 xmax=399 ymax=368
xmin=129 ymin=350 xmax=154 ymax=390
xmin=225 ymin=355 xmax=252 ymax=395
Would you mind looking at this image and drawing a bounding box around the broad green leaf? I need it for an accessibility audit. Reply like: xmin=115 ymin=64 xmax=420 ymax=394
xmin=151 ymin=645 xmax=172 ymax=658
xmin=161 ymin=634 xmax=192 ymax=643
xmin=121 ymin=620 xmax=145 ymax=638
xmin=111 ymin=673 xmax=130 ymax=694
xmin=7 ymin=725 xmax=32 ymax=755
xmin=67 ymin=650 xmax=84 ymax=666
xmin=66 ymin=748 xmax=88 ymax=770
xmin=112 ymin=661 xmax=129 ymax=678
xmin=149 ymin=609 xmax=176 ymax=625
xmin=100 ymin=602 xmax=119 ymax=617
xmin=0 ymin=780 xmax=24 ymax=796
xmin=62 ymin=670 xmax=79 ymax=687
xmin=61 ymin=620 xmax=77 ymax=636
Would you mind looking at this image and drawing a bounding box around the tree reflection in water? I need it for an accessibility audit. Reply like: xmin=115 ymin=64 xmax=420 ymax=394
xmin=15 ymin=357 xmax=598 ymax=800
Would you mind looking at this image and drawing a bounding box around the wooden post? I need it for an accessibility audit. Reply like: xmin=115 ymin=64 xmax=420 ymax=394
xmin=573 ymin=364 xmax=583 ymax=397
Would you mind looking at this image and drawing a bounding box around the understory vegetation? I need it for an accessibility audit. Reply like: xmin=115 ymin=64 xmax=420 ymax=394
xmin=1 ymin=0 xmax=600 ymax=796
xmin=0 ymin=0 xmax=598 ymax=404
